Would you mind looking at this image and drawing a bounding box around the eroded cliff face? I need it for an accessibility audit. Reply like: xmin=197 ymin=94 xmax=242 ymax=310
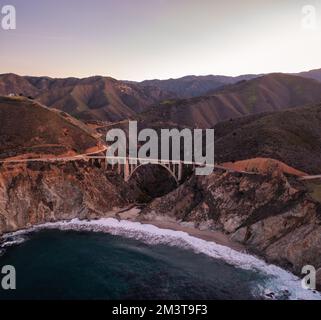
xmin=141 ymin=170 xmax=321 ymax=279
xmin=0 ymin=161 xmax=140 ymax=234
xmin=2 ymin=159 xmax=321 ymax=286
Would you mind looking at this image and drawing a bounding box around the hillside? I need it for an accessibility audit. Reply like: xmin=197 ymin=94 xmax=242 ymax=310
xmin=221 ymin=158 xmax=307 ymax=177
xmin=2 ymin=71 xmax=321 ymax=125
xmin=138 ymin=73 xmax=321 ymax=128
xmin=214 ymin=104 xmax=321 ymax=174
xmin=0 ymin=74 xmax=173 ymax=122
xmin=139 ymin=74 xmax=258 ymax=99
xmin=139 ymin=69 xmax=321 ymax=99
xmin=296 ymin=68 xmax=321 ymax=82
xmin=0 ymin=96 xmax=103 ymax=159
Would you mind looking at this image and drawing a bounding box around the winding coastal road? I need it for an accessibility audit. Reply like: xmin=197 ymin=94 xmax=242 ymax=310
xmin=0 ymin=145 xmax=108 ymax=164
xmin=0 ymin=147 xmax=320 ymax=182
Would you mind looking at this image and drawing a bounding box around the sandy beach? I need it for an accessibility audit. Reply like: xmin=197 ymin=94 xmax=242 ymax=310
xmin=138 ymin=219 xmax=245 ymax=252
xmin=114 ymin=206 xmax=245 ymax=252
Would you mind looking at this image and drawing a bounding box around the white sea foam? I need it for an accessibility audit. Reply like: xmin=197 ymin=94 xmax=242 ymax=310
xmin=1 ymin=234 xmax=27 ymax=248
xmin=1 ymin=217 xmax=320 ymax=300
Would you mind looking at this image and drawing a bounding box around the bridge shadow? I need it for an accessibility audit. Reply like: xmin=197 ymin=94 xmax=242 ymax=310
xmin=127 ymin=164 xmax=178 ymax=200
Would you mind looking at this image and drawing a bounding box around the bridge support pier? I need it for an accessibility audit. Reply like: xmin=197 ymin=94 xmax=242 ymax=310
xmin=178 ymin=162 xmax=183 ymax=182
xmin=124 ymin=159 xmax=130 ymax=182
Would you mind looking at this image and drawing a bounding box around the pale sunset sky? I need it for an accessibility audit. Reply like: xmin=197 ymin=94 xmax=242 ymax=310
xmin=1 ymin=0 xmax=321 ymax=80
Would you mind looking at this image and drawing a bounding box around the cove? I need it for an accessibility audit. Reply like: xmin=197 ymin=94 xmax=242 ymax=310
xmin=0 ymin=229 xmax=270 ymax=300
xmin=0 ymin=219 xmax=320 ymax=301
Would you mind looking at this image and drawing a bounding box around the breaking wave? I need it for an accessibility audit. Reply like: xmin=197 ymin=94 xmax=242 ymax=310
xmin=1 ymin=217 xmax=320 ymax=300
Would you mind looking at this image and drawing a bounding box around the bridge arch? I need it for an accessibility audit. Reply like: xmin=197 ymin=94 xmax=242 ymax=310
xmin=125 ymin=162 xmax=180 ymax=185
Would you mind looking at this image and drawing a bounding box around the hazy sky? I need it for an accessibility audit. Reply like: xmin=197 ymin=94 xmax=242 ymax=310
xmin=1 ymin=0 xmax=321 ymax=80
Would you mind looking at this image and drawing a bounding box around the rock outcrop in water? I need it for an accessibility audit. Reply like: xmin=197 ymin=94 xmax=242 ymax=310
xmin=140 ymin=169 xmax=321 ymax=285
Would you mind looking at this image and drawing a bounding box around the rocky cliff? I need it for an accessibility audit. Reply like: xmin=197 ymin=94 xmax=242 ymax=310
xmin=140 ymin=169 xmax=321 ymax=284
xmin=1 ymin=157 xmax=321 ymax=287
xmin=0 ymin=161 xmax=140 ymax=235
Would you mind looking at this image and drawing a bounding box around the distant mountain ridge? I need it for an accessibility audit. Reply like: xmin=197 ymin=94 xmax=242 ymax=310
xmin=138 ymin=74 xmax=260 ymax=99
xmin=0 ymin=73 xmax=173 ymax=122
xmin=137 ymin=73 xmax=321 ymax=128
xmin=295 ymin=67 xmax=321 ymax=82
xmin=1 ymin=68 xmax=321 ymax=123
xmin=137 ymin=68 xmax=321 ymax=99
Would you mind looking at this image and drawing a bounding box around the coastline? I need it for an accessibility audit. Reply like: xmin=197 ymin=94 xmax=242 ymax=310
xmin=114 ymin=206 xmax=246 ymax=252
xmin=137 ymin=219 xmax=245 ymax=252
xmin=0 ymin=207 xmax=243 ymax=252
xmin=114 ymin=206 xmax=245 ymax=252
xmin=0 ymin=208 xmax=320 ymax=300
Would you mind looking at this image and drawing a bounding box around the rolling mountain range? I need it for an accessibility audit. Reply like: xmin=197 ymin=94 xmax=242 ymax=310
xmin=1 ymin=68 xmax=321 ymax=124
xmin=138 ymin=73 xmax=321 ymax=128
xmin=138 ymin=74 xmax=259 ymax=99
xmin=295 ymin=67 xmax=321 ymax=82
xmin=0 ymin=74 xmax=173 ymax=122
